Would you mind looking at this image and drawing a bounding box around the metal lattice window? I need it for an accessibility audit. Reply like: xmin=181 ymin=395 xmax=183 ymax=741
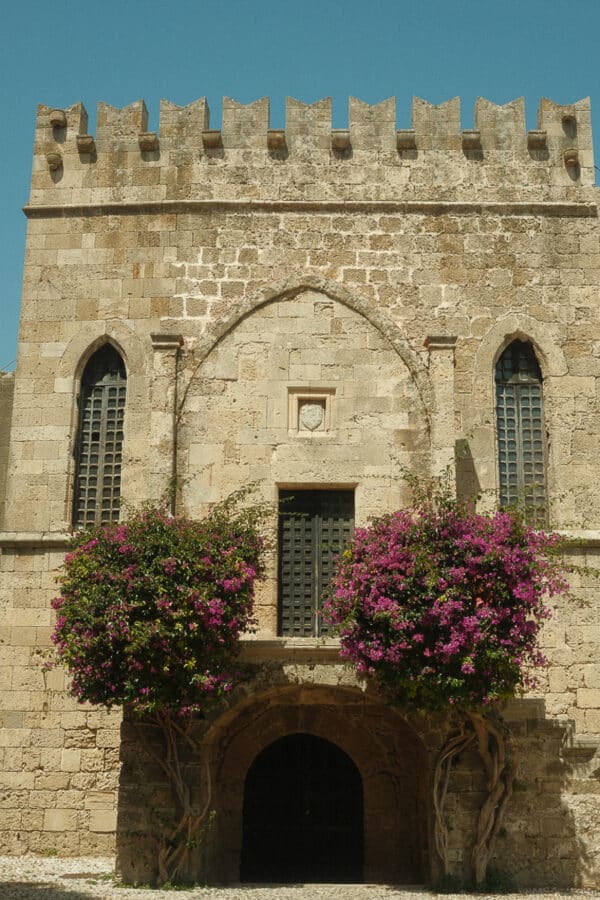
xmin=495 ymin=340 xmax=547 ymax=519
xmin=73 ymin=345 xmax=126 ymax=528
xmin=278 ymin=490 xmax=354 ymax=637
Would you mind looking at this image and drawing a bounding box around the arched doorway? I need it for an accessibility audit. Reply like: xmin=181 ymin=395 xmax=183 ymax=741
xmin=240 ymin=733 xmax=364 ymax=883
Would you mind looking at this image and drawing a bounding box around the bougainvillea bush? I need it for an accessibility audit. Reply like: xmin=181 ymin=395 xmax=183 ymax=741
xmin=323 ymin=494 xmax=569 ymax=712
xmin=51 ymin=499 xmax=265 ymax=716
xmin=324 ymin=485 xmax=571 ymax=885
xmin=50 ymin=496 xmax=267 ymax=884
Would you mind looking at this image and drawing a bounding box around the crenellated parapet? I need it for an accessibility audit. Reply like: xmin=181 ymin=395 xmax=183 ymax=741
xmin=28 ymin=95 xmax=595 ymax=207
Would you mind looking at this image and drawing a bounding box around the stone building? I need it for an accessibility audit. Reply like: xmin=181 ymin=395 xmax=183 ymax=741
xmin=1 ymin=94 xmax=600 ymax=887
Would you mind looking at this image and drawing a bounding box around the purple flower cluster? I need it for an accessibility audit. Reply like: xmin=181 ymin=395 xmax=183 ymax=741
xmin=50 ymin=502 xmax=265 ymax=715
xmin=323 ymin=502 xmax=568 ymax=710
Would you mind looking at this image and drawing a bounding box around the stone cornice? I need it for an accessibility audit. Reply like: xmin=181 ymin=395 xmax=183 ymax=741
xmin=23 ymin=200 xmax=598 ymax=219
xmin=150 ymin=333 xmax=184 ymax=351
xmin=425 ymin=335 xmax=458 ymax=351
xmin=2 ymin=528 xmax=600 ymax=552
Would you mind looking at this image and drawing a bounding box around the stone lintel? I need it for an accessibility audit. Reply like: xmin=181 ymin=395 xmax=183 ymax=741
xmin=240 ymin=637 xmax=343 ymax=664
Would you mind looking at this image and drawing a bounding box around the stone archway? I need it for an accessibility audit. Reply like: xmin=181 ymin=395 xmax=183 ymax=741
xmin=180 ymin=275 xmax=434 ymax=426
xmin=177 ymin=285 xmax=432 ymax=545
xmin=240 ymin=733 xmax=364 ymax=883
xmin=203 ymin=684 xmax=431 ymax=884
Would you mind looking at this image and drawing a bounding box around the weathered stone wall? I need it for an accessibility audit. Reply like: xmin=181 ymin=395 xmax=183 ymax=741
xmin=8 ymin=207 xmax=600 ymax=531
xmin=0 ymin=94 xmax=599 ymax=883
xmin=0 ymin=544 xmax=120 ymax=855
xmin=0 ymin=371 xmax=14 ymax=527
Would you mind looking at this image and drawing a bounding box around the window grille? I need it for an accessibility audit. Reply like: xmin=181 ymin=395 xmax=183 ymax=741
xmin=73 ymin=345 xmax=126 ymax=528
xmin=495 ymin=340 xmax=546 ymax=519
xmin=278 ymin=490 xmax=354 ymax=637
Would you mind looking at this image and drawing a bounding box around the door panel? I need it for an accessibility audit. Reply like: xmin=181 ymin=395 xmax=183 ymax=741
xmin=278 ymin=490 xmax=354 ymax=636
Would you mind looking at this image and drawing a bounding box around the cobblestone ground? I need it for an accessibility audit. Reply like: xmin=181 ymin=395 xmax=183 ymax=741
xmin=1 ymin=858 xmax=600 ymax=900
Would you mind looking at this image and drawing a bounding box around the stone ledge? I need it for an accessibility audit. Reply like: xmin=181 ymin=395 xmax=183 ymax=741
xmin=23 ymin=199 xmax=599 ymax=219
xmin=563 ymin=733 xmax=600 ymax=759
xmin=240 ymin=636 xmax=342 ymax=663
xmin=559 ymin=529 xmax=600 ymax=547
xmin=2 ymin=528 xmax=599 ymax=552
xmin=0 ymin=532 xmax=70 ymax=549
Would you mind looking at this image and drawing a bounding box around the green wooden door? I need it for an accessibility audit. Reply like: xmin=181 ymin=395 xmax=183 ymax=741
xmin=278 ymin=490 xmax=354 ymax=636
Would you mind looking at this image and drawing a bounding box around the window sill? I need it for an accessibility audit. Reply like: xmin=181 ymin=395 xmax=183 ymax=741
xmin=240 ymin=635 xmax=342 ymax=662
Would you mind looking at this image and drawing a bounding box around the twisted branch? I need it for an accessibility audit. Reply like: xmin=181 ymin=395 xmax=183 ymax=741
xmin=432 ymin=709 xmax=517 ymax=886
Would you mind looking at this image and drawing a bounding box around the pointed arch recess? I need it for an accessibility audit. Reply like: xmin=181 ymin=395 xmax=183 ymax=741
xmin=178 ymin=276 xmax=433 ymax=426
xmin=495 ymin=340 xmax=547 ymax=515
xmin=463 ymin=315 xmax=561 ymax=514
xmin=474 ymin=314 xmax=567 ymax=386
xmin=57 ymin=319 xmax=150 ymax=382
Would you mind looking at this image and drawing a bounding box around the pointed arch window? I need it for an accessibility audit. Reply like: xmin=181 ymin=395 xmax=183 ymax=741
xmin=495 ymin=340 xmax=546 ymax=519
xmin=73 ymin=345 xmax=126 ymax=528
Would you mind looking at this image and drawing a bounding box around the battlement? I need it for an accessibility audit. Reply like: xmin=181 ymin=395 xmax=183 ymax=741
xmin=27 ymin=95 xmax=595 ymax=207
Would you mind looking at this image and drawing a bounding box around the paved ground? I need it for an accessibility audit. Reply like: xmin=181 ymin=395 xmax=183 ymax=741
xmin=1 ymin=858 xmax=600 ymax=900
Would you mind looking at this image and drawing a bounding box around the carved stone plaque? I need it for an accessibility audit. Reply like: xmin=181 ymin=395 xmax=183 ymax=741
xmin=288 ymin=388 xmax=334 ymax=435
xmin=299 ymin=401 xmax=325 ymax=431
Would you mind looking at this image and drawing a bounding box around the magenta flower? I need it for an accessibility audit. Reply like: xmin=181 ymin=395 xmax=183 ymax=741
xmin=49 ymin=499 xmax=266 ymax=716
xmin=323 ymin=491 xmax=569 ymax=711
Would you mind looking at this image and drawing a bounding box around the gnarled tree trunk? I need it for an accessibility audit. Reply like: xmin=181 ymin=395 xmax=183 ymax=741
xmin=433 ymin=708 xmax=517 ymax=887
xmin=136 ymin=711 xmax=212 ymax=886
xmin=433 ymin=718 xmax=475 ymax=874
xmin=467 ymin=710 xmax=517 ymax=887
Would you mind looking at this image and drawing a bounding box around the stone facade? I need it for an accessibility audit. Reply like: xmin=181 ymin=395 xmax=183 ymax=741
xmin=1 ymin=94 xmax=599 ymax=886
xmin=0 ymin=372 xmax=14 ymax=525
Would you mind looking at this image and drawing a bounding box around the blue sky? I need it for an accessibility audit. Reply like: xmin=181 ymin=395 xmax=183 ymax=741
xmin=1 ymin=0 xmax=599 ymax=370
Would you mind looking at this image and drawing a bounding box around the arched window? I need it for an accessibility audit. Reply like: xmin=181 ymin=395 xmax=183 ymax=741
xmin=73 ymin=344 xmax=126 ymax=527
xmin=495 ymin=340 xmax=546 ymax=518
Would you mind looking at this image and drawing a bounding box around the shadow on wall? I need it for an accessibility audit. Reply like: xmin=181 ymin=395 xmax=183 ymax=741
xmin=455 ymin=438 xmax=481 ymax=507
xmin=450 ymin=702 xmax=595 ymax=889
xmin=114 ymin=667 xmax=596 ymax=889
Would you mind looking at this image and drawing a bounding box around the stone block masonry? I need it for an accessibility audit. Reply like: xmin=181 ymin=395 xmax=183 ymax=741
xmin=0 ymin=94 xmax=599 ymax=887
xmin=0 ymin=373 xmax=14 ymax=526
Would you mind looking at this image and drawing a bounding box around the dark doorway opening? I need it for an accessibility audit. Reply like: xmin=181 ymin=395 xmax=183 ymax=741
xmin=240 ymin=733 xmax=364 ymax=883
